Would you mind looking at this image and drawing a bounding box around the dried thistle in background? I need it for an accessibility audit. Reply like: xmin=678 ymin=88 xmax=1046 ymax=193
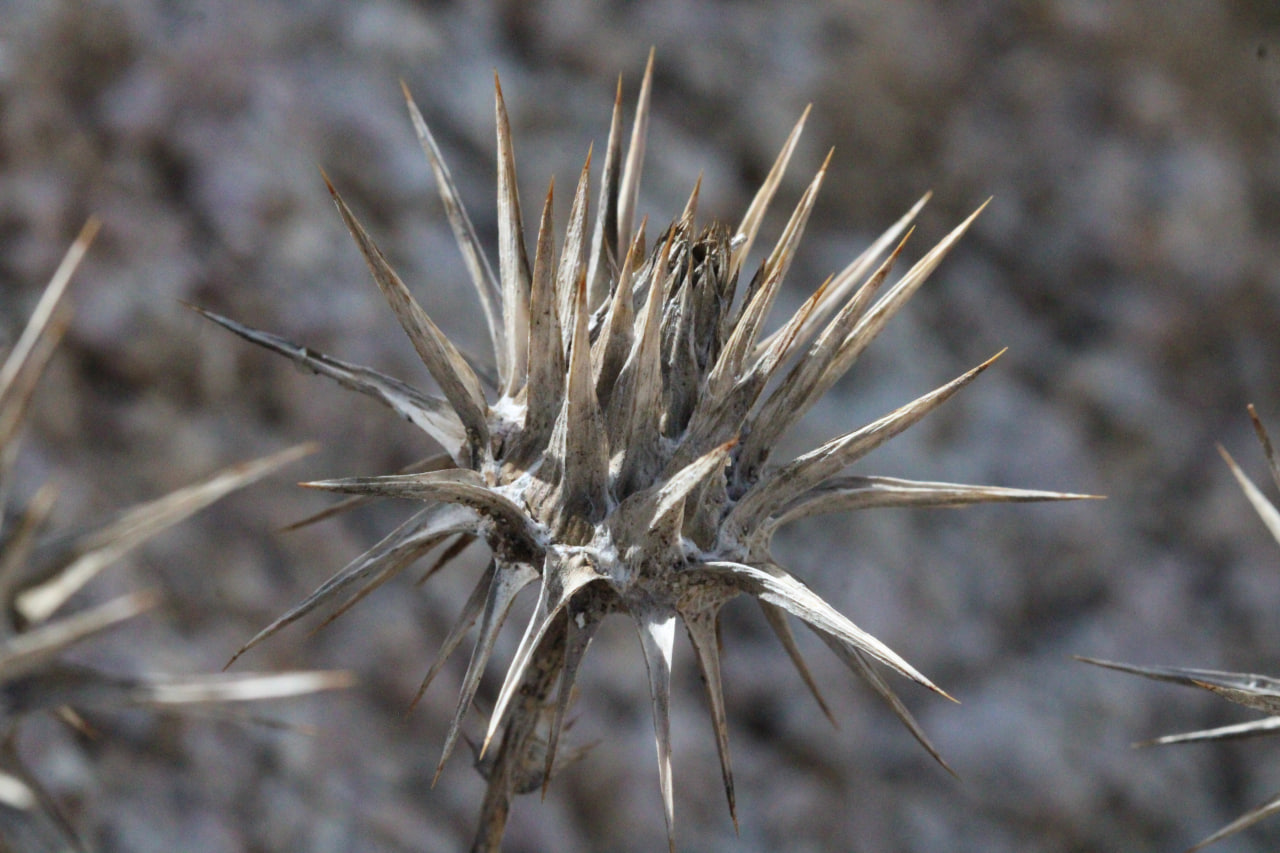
xmin=1080 ymin=406 xmax=1280 ymax=852
xmin=0 ymin=222 xmax=352 ymax=851
xmin=204 ymin=55 xmax=1088 ymax=851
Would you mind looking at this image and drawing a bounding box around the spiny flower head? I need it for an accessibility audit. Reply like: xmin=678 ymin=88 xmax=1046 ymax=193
xmin=0 ymin=222 xmax=350 ymax=850
xmin=1081 ymin=406 xmax=1280 ymax=853
xmin=206 ymin=54 xmax=1084 ymax=850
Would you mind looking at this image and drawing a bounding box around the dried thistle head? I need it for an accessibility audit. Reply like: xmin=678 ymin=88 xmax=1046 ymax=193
xmin=1081 ymin=406 xmax=1280 ymax=852
xmin=0 ymin=222 xmax=351 ymax=850
xmin=205 ymin=55 xmax=1085 ymax=850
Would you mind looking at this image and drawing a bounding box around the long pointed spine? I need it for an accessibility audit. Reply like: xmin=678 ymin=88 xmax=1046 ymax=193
xmin=192 ymin=306 xmax=467 ymax=460
xmin=543 ymin=592 xmax=608 ymax=797
xmin=758 ymin=601 xmax=836 ymax=725
xmin=733 ymin=232 xmax=912 ymax=488
xmin=0 ymin=218 xmax=97 ymax=404
xmin=325 ymin=177 xmax=491 ymax=466
xmin=401 ymin=82 xmax=506 ymax=384
xmin=495 ymin=74 xmax=532 ymax=398
xmin=729 ymin=352 xmax=1003 ymax=537
xmin=591 ymin=225 xmax=644 ymax=407
xmin=634 ymin=604 xmax=678 ymax=853
xmin=482 ymin=555 xmax=599 ymax=756
xmin=680 ymin=604 xmax=737 ymax=829
xmin=586 ymin=77 xmax=625 ymax=310
xmin=728 ymin=106 xmax=810 ymax=283
xmin=519 ymin=183 xmax=564 ymax=457
xmin=555 ymin=148 xmax=593 ymax=352
xmin=768 ymin=191 xmax=931 ymax=352
xmin=434 ymin=561 xmax=539 ymax=782
xmin=707 ymin=151 xmax=831 ymax=403
xmin=737 ymin=202 xmax=987 ymax=488
xmin=547 ymin=271 xmax=610 ymax=536
xmin=609 ymin=232 xmax=674 ymax=495
xmin=470 ymin=626 xmax=567 ymax=853
xmin=616 ymin=48 xmax=654 ymax=257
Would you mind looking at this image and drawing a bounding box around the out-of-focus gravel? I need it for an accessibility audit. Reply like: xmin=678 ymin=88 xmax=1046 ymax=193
xmin=3 ymin=1 xmax=1280 ymax=851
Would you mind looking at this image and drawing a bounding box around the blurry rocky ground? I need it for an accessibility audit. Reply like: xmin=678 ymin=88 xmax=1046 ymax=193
xmin=2 ymin=1 xmax=1280 ymax=851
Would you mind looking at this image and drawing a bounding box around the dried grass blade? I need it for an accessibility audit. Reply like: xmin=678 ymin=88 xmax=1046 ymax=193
xmin=0 ymin=219 xmax=97 ymax=407
xmin=0 ymin=592 xmax=155 ymax=683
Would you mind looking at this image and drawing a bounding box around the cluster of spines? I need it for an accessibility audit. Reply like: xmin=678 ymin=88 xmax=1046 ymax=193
xmin=199 ymin=54 xmax=1089 ymax=851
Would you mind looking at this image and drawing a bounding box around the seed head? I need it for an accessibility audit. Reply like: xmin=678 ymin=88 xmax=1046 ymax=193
xmin=207 ymin=55 xmax=1086 ymax=850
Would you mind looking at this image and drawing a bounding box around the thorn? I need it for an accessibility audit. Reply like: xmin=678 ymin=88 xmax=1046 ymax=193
xmin=74 ymin=216 xmax=102 ymax=249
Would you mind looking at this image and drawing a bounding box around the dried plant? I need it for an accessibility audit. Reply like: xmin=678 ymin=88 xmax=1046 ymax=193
xmin=202 ymin=55 xmax=1087 ymax=850
xmin=1080 ymin=406 xmax=1280 ymax=852
xmin=0 ymin=221 xmax=352 ymax=851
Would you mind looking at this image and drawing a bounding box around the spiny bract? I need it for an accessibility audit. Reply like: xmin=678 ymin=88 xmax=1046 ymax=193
xmin=0 ymin=222 xmax=350 ymax=851
xmin=1081 ymin=406 xmax=1280 ymax=853
xmin=206 ymin=55 xmax=1084 ymax=850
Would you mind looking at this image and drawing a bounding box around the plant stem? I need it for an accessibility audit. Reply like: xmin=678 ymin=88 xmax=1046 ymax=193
xmin=470 ymin=617 xmax=567 ymax=852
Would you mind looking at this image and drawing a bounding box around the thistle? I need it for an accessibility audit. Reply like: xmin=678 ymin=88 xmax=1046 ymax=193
xmin=204 ymin=55 xmax=1085 ymax=850
xmin=1081 ymin=406 xmax=1280 ymax=852
xmin=0 ymin=221 xmax=352 ymax=850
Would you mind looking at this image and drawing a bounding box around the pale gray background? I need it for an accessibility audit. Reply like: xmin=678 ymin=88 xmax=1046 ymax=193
xmin=3 ymin=1 xmax=1280 ymax=851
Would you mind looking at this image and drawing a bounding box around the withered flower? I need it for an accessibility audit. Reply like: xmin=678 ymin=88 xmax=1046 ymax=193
xmin=207 ymin=55 xmax=1083 ymax=850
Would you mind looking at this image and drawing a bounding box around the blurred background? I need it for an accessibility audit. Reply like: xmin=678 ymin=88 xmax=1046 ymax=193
xmin=3 ymin=1 xmax=1280 ymax=850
